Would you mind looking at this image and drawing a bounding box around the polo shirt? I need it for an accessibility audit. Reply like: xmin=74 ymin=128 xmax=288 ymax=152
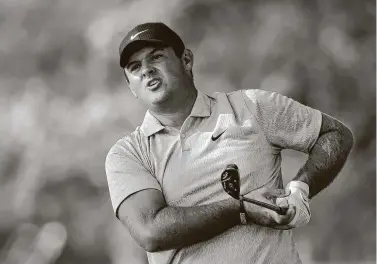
xmin=105 ymin=88 xmax=322 ymax=264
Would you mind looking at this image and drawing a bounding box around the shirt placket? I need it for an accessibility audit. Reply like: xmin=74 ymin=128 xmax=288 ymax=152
xmin=180 ymin=117 xmax=194 ymax=151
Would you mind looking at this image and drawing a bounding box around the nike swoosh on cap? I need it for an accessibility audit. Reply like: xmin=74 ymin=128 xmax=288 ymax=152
xmin=130 ymin=30 xmax=148 ymax=40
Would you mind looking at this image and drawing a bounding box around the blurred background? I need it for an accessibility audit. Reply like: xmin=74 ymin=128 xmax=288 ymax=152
xmin=0 ymin=0 xmax=375 ymax=263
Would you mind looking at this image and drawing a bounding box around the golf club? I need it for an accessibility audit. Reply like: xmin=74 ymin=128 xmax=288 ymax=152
xmin=220 ymin=164 xmax=288 ymax=215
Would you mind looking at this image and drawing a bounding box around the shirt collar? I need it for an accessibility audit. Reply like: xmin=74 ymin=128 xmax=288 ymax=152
xmin=189 ymin=89 xmax=211 ymax=118
xmin=140 ymin=89 xmax=211 ymax=137
xmin=140 ymin=111 xmax=165 ymax=137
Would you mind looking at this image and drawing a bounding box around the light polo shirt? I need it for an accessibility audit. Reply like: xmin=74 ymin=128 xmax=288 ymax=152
xmin=105 ymin=88 xmax=322 ymax=264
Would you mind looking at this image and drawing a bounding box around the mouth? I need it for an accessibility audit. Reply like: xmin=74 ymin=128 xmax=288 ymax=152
xmin=146 ymin=78 xmax=162 ymax=91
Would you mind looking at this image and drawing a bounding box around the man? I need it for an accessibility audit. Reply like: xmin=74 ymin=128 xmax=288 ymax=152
xmin=105 ymin=22 xmax=354 ymax=264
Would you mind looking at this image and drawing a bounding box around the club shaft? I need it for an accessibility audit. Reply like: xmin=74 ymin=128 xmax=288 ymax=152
xmin=242 ymin=197 xmax=287 ymax=215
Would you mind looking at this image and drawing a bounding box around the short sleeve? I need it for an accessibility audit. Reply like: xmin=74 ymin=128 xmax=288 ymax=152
xmin=105 ymin=138 xmax=162 ymax=218
xmin=241 ymin=89 xmax=322 ymax=153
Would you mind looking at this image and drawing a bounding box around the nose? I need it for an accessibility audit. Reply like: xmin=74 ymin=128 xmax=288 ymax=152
xmin=141 ymin=63 xmax=156 ymax=78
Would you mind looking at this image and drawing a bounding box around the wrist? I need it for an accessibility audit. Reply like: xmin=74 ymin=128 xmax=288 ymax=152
xmin=223 ymin=198 xmax=244 ymax=226
xmin=239 ymin=196 xmax=247 ymax=225
xmin=223 ymin=197 xmax=247 ymax=225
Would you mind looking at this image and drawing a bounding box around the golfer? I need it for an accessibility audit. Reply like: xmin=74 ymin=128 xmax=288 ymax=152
xmin=105 ymin=22 xmax=354 ymax=264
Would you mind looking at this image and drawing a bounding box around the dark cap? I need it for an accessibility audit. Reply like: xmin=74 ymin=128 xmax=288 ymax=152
xmin=119 ymin=22 xmax=185 ymax=68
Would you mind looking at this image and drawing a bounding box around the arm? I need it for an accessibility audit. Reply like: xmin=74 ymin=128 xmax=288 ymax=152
xmin=118 ymin=189 xmax=240 ymax=253
xmin=106 ymin=141 xmax=242 ymax=252
xmin=107 ymin=134 xmax=294 ymax=252
xmin=241 ymin=89 xmax=354 ymax=199
xmin=118 ymin=188 xmax=295 ymax=253
xmin=293 ymin=113 xmax=354 ymax=199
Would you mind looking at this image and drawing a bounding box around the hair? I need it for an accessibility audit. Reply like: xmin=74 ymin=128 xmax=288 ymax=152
xmin=123 ymin=44 xmax=193 ymax=83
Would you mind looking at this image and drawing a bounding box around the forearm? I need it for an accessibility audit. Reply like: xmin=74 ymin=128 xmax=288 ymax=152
xmin=149 ymin=198 xmax=240 ymax=252
xmin=293 ymin=113 xmax=354 ymax=199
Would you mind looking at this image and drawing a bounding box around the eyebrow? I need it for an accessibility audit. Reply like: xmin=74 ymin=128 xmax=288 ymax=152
xmin=125 ymin=47 xmax=165 ymax=69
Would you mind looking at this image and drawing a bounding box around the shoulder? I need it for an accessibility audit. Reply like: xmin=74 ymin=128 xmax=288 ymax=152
xmin=207 ymin=89 xmax=247 ymax=104
xmin=208 ymin=88 xmax=280 ymax=111
xmin=210 ymin=88 xmax=277 ymax=102
xmin=106 ymin=127 xmax=144 ymax=160
xmin=241 ymin=88 xmax=282 ymax=103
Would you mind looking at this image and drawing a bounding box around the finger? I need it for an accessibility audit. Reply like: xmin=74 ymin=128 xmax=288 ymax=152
xmin=286 ymin=205 xmax=296 ymax=223
xmin=269 ymin=210 xmax=285 ymax=224
xmin=278 ymin=205 xmax=296 ymax=225
xmin=247 ymin=209 xmax=274 ymax=227
xmin=275 ymin=197 xmax=289 ymax=207
xmin=278 ymin=189 xmax=291 ymax=198
xmin=270 ymin=205 xmax=296 ymax=225
xmin=272 ymin=225 xmax=294 ymax=230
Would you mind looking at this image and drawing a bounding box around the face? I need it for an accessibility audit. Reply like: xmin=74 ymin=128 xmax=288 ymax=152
xmin=123 ymin=44 xmax=194 ymax=109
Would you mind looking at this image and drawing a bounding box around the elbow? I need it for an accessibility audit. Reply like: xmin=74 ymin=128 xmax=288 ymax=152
xmin=343 ymin=126 xmax=355 ymax=153
xmin=140 ymin=235 xmax=159 ymax=253
xmin=138 ymin=226 xmax=162 ymax=253
xmin=119 ymin=222 xmax=162 ymax=253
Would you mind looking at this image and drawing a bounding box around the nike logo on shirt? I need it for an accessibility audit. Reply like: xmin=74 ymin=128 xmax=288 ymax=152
xmin=211 ymin=130 xmax=226 ymax=141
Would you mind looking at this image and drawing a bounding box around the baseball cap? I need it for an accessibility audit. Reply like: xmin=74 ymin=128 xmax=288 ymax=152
xmin=119 ymin=22 xmax=185 ymax=68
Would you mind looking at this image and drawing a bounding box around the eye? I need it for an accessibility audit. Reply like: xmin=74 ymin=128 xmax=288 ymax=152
xmin=152 ymin=54 xmax=163 ymax=60
xmin=130 ymin=63 xmax=141 ymax=72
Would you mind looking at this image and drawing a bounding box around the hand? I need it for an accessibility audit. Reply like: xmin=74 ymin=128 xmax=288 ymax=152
xmin=275 ymin=181 xmax=311 ymax=228
xmin=242 ymin=187 xmax=296 ymax=230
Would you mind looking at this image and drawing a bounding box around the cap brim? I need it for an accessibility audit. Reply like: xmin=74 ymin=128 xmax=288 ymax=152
xmin=119 ymin=39 xmax=164 ymax=68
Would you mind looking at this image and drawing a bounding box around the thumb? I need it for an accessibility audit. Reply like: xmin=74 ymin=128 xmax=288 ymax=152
xmin=276 ymin=197 xmax=289 ymax=208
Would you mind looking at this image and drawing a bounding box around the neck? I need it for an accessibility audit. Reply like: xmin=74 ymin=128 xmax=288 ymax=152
xmin=150 ymin=88 xmax=198 ymax=129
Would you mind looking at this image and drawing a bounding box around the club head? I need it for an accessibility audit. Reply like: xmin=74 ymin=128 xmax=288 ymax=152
xmin=221 ymin=164 xmax=240 ymax=199
xmin=226 ymin=164 xmax=238 ymax=170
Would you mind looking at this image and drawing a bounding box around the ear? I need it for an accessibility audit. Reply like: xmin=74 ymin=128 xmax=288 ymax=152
xmin=181 ymin=48 xmax=194 ymax=72
xmin=124 ymin=69 xmax=138 ymax=98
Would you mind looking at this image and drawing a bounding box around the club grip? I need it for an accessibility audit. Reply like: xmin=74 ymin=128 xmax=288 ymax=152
xmin=242 ymin=197 xmax=288 ymax=215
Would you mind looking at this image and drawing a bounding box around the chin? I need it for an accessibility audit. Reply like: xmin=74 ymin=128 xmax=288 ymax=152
xmin=150 ymin=90 xmax=171 ymax=105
